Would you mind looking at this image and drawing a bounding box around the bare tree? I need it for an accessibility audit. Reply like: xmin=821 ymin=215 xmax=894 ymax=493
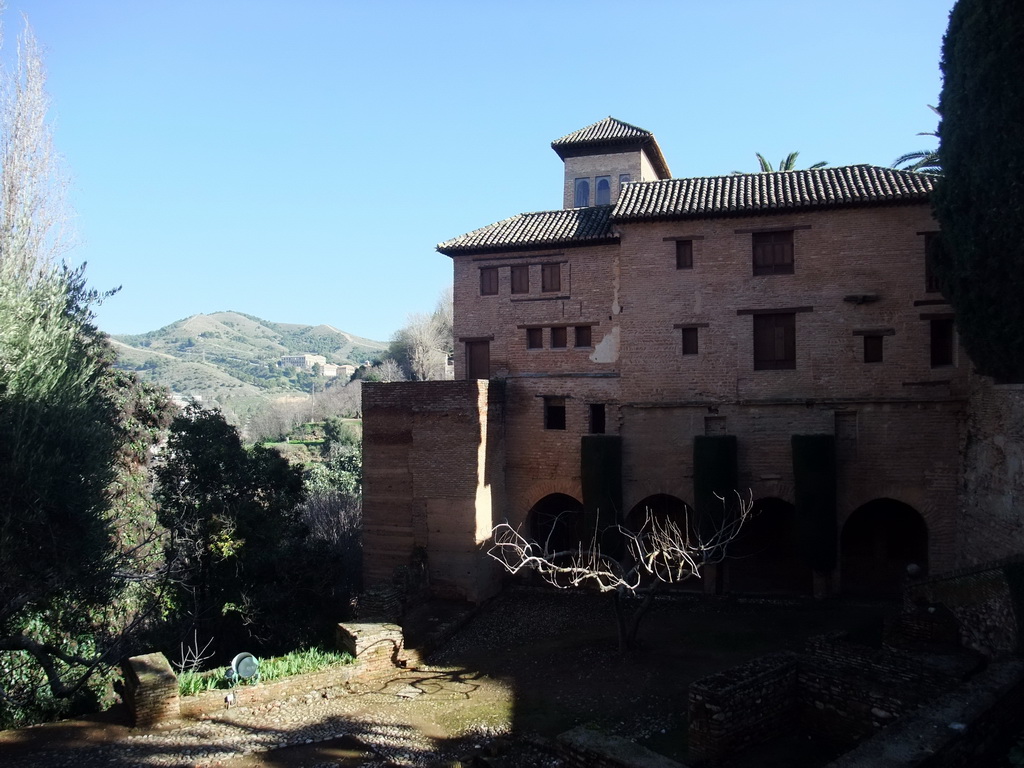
xmin=389 ymin=287 xmax=454 ymax=381
xmin=488 ymin=492 xmax=753 ymax=652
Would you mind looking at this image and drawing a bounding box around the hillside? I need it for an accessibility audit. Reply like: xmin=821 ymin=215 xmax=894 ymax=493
xmin=112 ymin=311 xmax=388 ymax=405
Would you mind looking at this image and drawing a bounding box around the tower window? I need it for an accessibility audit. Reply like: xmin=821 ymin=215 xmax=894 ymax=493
xmin=542 ymin=263 xmax=561 ymax=292
xmin=551 ymin=327 xmax=567 ymax=348
xmin=544 ymin=397 xmax=566 ymax=430
xmin=574 ymin=325 xmax=592 ymax=348
xmin=480 ymin=267 xmax=498 ymax=295
xmin=595 ymin=176 xmax=611 ymax=205
xmin=574 ymin=178 xmax=590 ymax=207
xmin=511 ymin=265 xmax=529 ymax=294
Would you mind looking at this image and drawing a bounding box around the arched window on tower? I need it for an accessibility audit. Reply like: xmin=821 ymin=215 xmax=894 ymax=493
xmin=574 ymin=178 xmax=590 ymax=207
xmin=595 ymin=176 xmax=611 ymax=205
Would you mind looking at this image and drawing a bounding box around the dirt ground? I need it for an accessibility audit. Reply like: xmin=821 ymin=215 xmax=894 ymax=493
xmin=0 ymin=589 xmax=893 ymax=767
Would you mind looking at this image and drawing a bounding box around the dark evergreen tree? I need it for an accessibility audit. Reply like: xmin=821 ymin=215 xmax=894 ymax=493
xmin=931 ymin=0 xmax=1024 ymax=380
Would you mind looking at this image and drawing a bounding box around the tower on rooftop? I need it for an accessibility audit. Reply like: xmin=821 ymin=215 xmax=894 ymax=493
xmin=551 ymin=117 xmax=671 ymax=209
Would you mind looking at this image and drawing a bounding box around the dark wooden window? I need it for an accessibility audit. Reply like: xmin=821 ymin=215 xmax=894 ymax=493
xmin=753 ymin=313 xmax=796 ymax=370
xmin=930 ymin=318 xmax=954 ymax=367
xmin=542 ymin=263 xmax=561 ymax=292
xmin=676 ymin=239 xmax=693 ymax=270
xmin=511 ymin=265 xmax=529 ymax=294
xmin=574 ymin=178 xmax=589 ymax=207
xmin=480 ymin=267 xmax=498 ymax=295
xmin=551 ymin=326 xmax=567 ymax=348
xmin=681 ymin=327 xmax=699 ymax=355
xmin=526 ymin=328 xmax=543 ymax=349
xmin=863 ymin=335 xmax=884 ymax=363
xmin=574 ymin=325 xmax=592 ymax=347
xmin=924 ymin=232 xmax=944 ymax=293
xmin=590 ymin=404 xmax=606 ymax=434
xmin=544 ymin=396 xmax=566 ymax=430
xmin=466 ymin=340 xmax=490 ymax=379
xmin=595 ymin=176 xmax=611 ymax=205
xmin=752 ymin=230 xmax=794 ymax=275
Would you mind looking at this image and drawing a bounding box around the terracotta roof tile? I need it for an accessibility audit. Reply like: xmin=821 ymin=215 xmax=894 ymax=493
xmin=437 ymin=206 xmax=616 ymax=256
xmin=551 ymin=117 xmax=654 ymax=148
xmin=613 ymin=165 xmax=936 ymax=221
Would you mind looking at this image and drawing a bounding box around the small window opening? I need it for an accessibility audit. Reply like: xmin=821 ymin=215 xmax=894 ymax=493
xmin=574 ymin=325 xmax=592 ymax=348
xmin=574 ymin=178 xmax=590 ymax=207
xmin=590 ymin=404 xmax=606 ymax=434
xmin=681 ymin=327 xmax=699 ymax=355
xmin=526 ymin=328 xmax=543 ymax=349
xmin=551 ymin=327 xmax=567 ymax=348
xmin=544 ymin=397 xmax=566 ymax=430
xmin=676 ymin=240 xmax=693 ymax=270
xmin=863 ymin=335 xmax=883 ymax=363
xmin=595 ymin=176 xmax=611 ymax=205
xmin=930 ymin=318 xmax=954 ymax=367
xmin=752 ymin=230 xmax=794 ymax=275
xmin=480 ymin=267 xmax=498 ymax=295
xmin=511 ymin=265 xmax=529 ymax=294
xmin=542 ymin=263 xmax=561 ymax=293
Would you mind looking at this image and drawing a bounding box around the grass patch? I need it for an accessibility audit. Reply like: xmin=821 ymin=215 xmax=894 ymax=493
xmin=178 ymin=647 xmax=354 ymax=697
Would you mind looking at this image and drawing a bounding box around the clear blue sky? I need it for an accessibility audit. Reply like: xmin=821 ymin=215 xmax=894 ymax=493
xmin=7 ymin=0 xmax=954 ymax=342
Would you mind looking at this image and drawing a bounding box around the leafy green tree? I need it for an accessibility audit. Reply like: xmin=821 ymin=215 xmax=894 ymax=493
xmin=155 ymin=405 xmax=332 ymax=653
xmin=0 ymin=16 xmax=175 ymax=724
xmin=931 ymin=0 xmax=1024 ymax=380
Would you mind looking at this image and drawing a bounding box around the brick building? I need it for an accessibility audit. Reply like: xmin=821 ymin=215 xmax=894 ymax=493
xmin=363 ymin=117 xmax=974 ymax=602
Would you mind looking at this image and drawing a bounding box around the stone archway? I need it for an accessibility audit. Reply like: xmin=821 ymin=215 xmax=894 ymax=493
xmin=841 ymin=498 xmax=928 ymax=598
xmin=527 ymin=493 xmax=587 ymax=553
xmin=727 ymin=497 xmax=807 ymax=595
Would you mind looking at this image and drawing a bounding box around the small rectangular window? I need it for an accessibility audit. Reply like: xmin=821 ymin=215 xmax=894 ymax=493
xmin=930 ymin=318 xmax=954 ymax=367
xmin=511 ymin=265 xmax=529 ymax=294
xmin=863 ymin=335 xmax=883 ymax=363
xmin=466 ymin=341 xmax=490 ymax=379
xmin=542 ymin=263 xmax=561 ymax=292
xmin=480 ymin=267 xmax=498 ymax=295
xmin=551 ymin=327 xmax=567 ymax=348
xmin=681 ymin=327 xmax=699 ymax=355
xmin=924 ymin=232 xmax=943 ymax=293
xmin=675 ymin=240 xmax=693 ymax=270
xmin=574 ymin=325 xmax=592 ymax=348
xmin=590 ymin=404 xmax=606 ymax=434
xmin=752 ymin=230 xmax=794 ymax=275
xmin=753 ymin=313 xmax=796 ymax=370
xmin=526 ymin=328 xmax=543 ymax=349
xmin=544 ymin=396 xmax=566 ymax=430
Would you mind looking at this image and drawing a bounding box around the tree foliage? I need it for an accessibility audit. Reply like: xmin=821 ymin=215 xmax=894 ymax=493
xmin=732 ymin=152 xmax=827 ymax=175
xmin=931 ymin=0 xmax=1024 ymax=380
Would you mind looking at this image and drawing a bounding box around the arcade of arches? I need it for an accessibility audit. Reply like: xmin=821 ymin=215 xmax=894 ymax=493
xmin=522 ymin=494 xmax=929 ymax=599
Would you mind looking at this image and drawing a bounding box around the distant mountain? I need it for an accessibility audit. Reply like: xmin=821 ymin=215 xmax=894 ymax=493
xmin=111 ymin=311 xmax=389 ymax=405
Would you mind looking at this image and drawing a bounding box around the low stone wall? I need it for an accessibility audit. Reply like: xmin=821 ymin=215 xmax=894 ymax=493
xmin=122 ymin=653 xmax=179 ymax=727
xmin=797 ymin=633 xmax=954 ymax=748
xmin=825 ymin=659 xmax=1024 ymax=768
xmin=556 ymin=725 xmax=689 ymax=768
xmin=126 ymin=621 xmax=405 ymax=727
xmin=904 ymin=556 xmax=1024 ymax=657
xmin=687 ymin=652 xmax=798 ymax=763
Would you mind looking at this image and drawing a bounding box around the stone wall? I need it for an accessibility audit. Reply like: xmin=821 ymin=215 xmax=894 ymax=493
xmin=687 ymin=633 xmax=965 ymax=763
xmin=687 ymin=652 xmax=798 ymax=763
xmin=958 ymin=376 xmax=1024 ymax=567
xmin=904 ymin=556 xmax=1024 ymax=657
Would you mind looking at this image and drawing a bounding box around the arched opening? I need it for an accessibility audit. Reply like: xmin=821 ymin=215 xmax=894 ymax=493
xmin=528 ymin=493 xmax=588 ymax=554
xmin=625 ymin=494 xmax=690 ymax=533
xmin=841 ymin=499 xmax=928 ymax=598
xmin=727 ymin=497 xmax=807 ymax=594
xmin=625 ymin=494 xmax=702 ymax=592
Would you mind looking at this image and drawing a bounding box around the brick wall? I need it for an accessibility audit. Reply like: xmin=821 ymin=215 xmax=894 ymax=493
xmin=362 ymin=380 xmax=505 ymax=602
xmin=122 ymin=652 xmax=179 ymax=727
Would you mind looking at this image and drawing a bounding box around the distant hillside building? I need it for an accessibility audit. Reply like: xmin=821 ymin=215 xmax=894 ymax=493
xmin=361 ymin=117 xmax=1022 ymax=604
xmin=280 ymin=354 xmax=327 ymax=370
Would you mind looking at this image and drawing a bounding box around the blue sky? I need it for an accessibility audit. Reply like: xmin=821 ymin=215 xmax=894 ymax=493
xmin=7 ymin=1 xmax=954 ymax=342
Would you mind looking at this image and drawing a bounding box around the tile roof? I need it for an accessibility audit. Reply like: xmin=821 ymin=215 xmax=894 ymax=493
xmin=551 ymin=117 xmax=672 ymax=179
xmin=437 ymin=206 xmax=616 ymax=256
xmin=613 ymin=165 xmax=936 ymax=221
xmin=437 ymin=166 xmax=936 ymax=256
xmin=551 ymin=117 xmax=654 ymax=148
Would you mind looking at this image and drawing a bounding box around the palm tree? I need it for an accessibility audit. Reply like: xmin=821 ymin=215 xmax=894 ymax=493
xmin=892 ymin=106 xmax=941 ymax=174
xmin=732 ymin=151 xmax=828 ymax=174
